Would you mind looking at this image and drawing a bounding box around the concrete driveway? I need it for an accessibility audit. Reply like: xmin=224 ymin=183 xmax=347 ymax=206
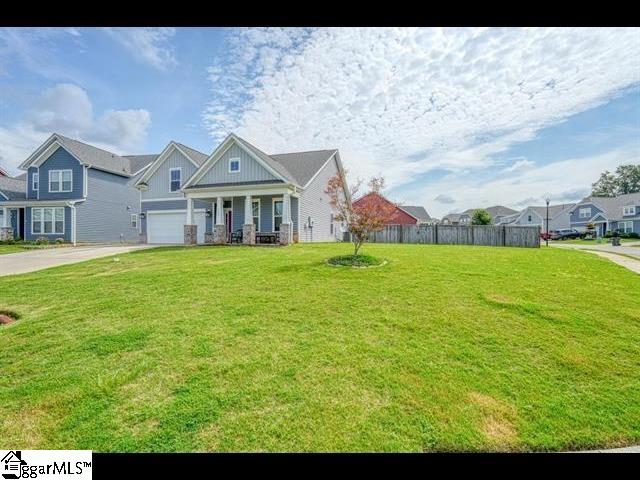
xmin=0 ymin=245 xmax=156 ymax=277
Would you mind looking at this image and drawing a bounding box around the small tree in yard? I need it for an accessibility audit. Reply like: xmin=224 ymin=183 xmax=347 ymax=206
xmin=471 ymin=209 xmax=492 ymax=225
xmin=325 ymin=173 xmax=396 ymax=256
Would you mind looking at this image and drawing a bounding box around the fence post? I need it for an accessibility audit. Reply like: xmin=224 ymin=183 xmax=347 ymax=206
xmin=502 ymin=225 xmax=506 ymax=246
xmin=435 ymin=223 xmax=439 ymax=245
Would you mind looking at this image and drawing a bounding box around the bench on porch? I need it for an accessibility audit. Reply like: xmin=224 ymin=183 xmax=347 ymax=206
xmin=256 ymin=232 xmax=279 ymax=244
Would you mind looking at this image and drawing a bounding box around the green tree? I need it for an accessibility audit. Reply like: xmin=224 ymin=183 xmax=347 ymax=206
xmin=592 ymin=164 xmax=640 ymax=196
xmin=471 ymin=209 xmax=492 ymax=225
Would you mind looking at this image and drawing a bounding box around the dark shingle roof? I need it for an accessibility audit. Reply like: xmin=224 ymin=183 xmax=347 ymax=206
xmin=123 ymin=155 xmax=160 ymax=174
xmin=0 ymin=176 xmax=27 ymax=200
xmin=270 ymin=150 xmax=337 ymax=186
xmin=56 ymin=134 xmax=132 ymax=176
xmin=174 ymin=143 xmax=208 ymax=165
xmin=399 ymin=205 xmax=431 ymax=222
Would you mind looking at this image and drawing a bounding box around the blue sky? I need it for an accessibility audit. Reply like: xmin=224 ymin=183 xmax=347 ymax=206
xmin=1 ymin=27 xmax=638 ymax=217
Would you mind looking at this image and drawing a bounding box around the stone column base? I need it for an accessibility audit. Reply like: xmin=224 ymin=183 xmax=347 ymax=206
xmin=279 ymin=223 xmax=292 ymax=245
xmin=213 ymin=224 xmax=227 ymax=245
xmin=204 ymin=233 xmax=215 ymax=244
xmin=184 ymin=225 xmax=197 ymax=245
xmin=0 ymin=227 xmax=13 ymax=241
xmin=138 ymin=233 xmax=147 ymax=244
xmin=242 ymin=224 xmax=256 ymax=245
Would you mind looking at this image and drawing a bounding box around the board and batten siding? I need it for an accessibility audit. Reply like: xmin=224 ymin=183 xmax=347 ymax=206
xmin=299 ymin=155 xmax=340 ymax=243
xmin=195 ymin=144 xmax=279 ymax=186
xmin=36 ymin=147 xmax=84 ymax=200
xmin=75 ymin=168 xmax=140 ymax=243
xmin=141 ymin=148 xmax=200 ymax=200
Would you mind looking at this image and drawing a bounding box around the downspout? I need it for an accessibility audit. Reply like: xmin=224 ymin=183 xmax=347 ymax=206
xmin=69 ymin=203 xmax=77 ymax=246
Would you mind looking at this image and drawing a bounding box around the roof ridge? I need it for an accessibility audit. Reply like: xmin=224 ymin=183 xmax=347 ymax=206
xmin=271 ymin=148 xmax=337 ymax=156
xmin=173 ymin=141 xmax=208 ymax=157
xmin=55 ymin=133 xmax=125 ymax=159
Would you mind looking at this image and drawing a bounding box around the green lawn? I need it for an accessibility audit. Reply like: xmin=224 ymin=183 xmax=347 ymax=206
xmin=1 ymin=243 xmax=638 ymax=452
xmin=0 ymin=244 xmax=24 ymax=255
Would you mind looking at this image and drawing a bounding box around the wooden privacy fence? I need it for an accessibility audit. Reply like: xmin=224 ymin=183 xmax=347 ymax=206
xmin=350 ymin=224 xmax=540 ymax=248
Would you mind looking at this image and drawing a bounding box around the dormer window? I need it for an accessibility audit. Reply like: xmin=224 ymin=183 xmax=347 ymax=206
xmin=170 ymin=168 xmax=181 ymax=192
xmin=623 ymin=205 xmax=636 ymax=216
xmin=229 ymin=158 xmax=240 ymax=173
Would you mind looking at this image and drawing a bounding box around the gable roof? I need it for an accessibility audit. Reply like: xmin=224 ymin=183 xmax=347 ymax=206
xmin=185 ymin=133 xmax=342 ymax=191
xmin=399 ymin=205 xmax=431 ymax=222
xmin=0 ymin=175 xmax=27 ymax=200
xmin=0 ymin=166 xmax=8 ymax=177
xmin=135 ymin=141 xmax=209 ymax=186
xmin=123 ymin=155 xmax=160 ymax=175
xmin=462 ymin=205 xmax=519 ymax=218
xmin=443 ymin=212 xmax=470 ymax=222
xmin=19 ymin=133 xmax=158 ymax=177
xmin=573 ymin=193 xmax=640 ymax=221
xmin=528 ymin=203 xmax=574 ymax=219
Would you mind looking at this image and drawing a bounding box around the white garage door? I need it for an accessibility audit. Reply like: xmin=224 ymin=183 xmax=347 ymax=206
xmin=147 ymin=211 xmax=206 ymax=244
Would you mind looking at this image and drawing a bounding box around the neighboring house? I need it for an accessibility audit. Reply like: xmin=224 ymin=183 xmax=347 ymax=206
xmin=136 ymin=133 xmax=349 ymax=245
xmin=441 ymin=212 xmax=471 ymax=225
xmin=569 ymin=193 xmax=640 ymax=236
xmin=0 ymin=166 xmax=9 ymax=177
xmin=352 ymin=192 xmax=432 ymax=225
xmin=459 ymin=205 xmax=519 ymax=224
xmin=1 ymin=133 xmax=157 ymax=244
xmin=509 ymin=204 xmax=574 ymax=232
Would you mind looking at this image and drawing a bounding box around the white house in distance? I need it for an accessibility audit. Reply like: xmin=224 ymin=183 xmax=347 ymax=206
xmin=498 ymin=203 xmax=575 ymax=232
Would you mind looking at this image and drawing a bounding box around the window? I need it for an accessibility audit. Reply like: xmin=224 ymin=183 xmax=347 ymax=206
xmin=623 ymin=205 xmax=636 ymax=216
xmin=32 ymin=172 xmax=39 ymax=191
xmin=49 ymin=170 xmax=72 ymax=192
xmin=229 ymin=158 xmax=240 ymax=173
xmin=252 ymin=199 xmax=260 ymax=230
xmin=619 ymin=221 xmax=633 ymax=234
xmin=527 ymin=215 xmax=532 ymax=222
xmin=130 ymin=214 xmax=138 ymax=229
xmin=579 ymin=207 xmax=591 ymax=219
xmin=170 ymin=168 xmax=181 ymax=192
xmin=32 ymin=207 xmax=64 ymax=235
xmin=273 ymin=199 xmax=283 ymax=232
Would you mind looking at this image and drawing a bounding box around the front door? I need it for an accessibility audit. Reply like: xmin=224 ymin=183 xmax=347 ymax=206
xmin=225 ymin=209 xmax=233 ymax=241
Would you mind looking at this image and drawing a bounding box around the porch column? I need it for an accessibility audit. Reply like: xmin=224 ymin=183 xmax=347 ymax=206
xmin=213 ymin=196 xmax=226 ymax=244
xmin=279 ymin=193 xmax=292 ymax=245
xmin=0 ymin=206 xmax=12 ymax=241
xmin=184 ymin=197 xmax=197 ymax=245
xmin=243 ymin=195 xmax=255 ymax=245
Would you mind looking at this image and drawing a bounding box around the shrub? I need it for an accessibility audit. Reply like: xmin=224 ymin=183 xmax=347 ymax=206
xmin=55 ymin=238 xmax=65 ymax=244
xmin=625 ymin=232 xmax=639 ymax=239
xmin=35 ymin=236 xmax=49 ymax=245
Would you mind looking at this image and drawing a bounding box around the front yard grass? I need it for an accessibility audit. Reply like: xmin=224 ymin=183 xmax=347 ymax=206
xmin=0 ymin=244 xmax=24 ymax=255
xmin=0 ymin=243 xmax=638 ymax=452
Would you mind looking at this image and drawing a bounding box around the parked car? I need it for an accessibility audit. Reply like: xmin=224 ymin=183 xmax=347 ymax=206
xmin=550 ymin=229 xmax=581 ymax=240
xmin=540 ymin=231 xmax=554 ymax=241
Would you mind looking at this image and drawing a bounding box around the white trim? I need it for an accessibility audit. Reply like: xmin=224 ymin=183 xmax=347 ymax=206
xmin=514 ymin=207 xmax=543 ymax=225
xmin=48 ymin=169 xmax=73 ymax=193
xmin=228 ymin=157 xmax=241 ymax=173
xmin=224 ymin=204 xmax=233 ymax=235
xmin=272 ymin=197 xmax=283 ymax=232
xmin=18 ymin=133 xmax=58 ymax=170
xmin=132 ymin=162 xmax=153 ymax=177
xmin=31 ymin=206 xmax=65 ymax=236
xmin=169 ymin=167 xmax=182 ymax=192
xmin=183 ymin=134 xmax=291 ymax=189
xmin=623 ymin=205 xmax=636 ymax=216
xmin=136 ymin=142 xmax=201 ymax=186
xmin=130 ymin=213 xmax=138 ymax=229
xmin=32 ymin=172 xmax=39 ymax=192
xmin=32 ymin=141 xmax=84 ymax=168
xmin=185 ymin=185 xmax=297 ymax=199
xmin=252 ymin=197 xmax=261 ymax=230
xmin=83 ymin=166 xmax=88 ymax=197
xmin=578 ymin=207 xmax=592 ymax=219
xmin=0 ymin=190 xmax=8 ymax=200
xmin=70 ymin=204 xmax=77 ymax=245
xmin=618 ymin=220 xmax=634 ymax=233
xmin=146 ymin=208 xmax=206 ymax=215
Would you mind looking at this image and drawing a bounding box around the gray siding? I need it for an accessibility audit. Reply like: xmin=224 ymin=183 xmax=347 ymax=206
xmin=570 ymin=203 xmax=605 ymax=225
xmin=195 ymin=144 xmax=278 ymax=186
xmin=37 ymin=147 xmax=84 ymax=200
xmin=299 ymin=156 xmax=340 ymax=242
xmin=75 ymin=168 xmax=140 ymax=243
xmin=25 ymin=206 xmax=72 ymax=242
xmin=515 ymin=209 xmax=543 ymax=226
xmin=141 ymin=148 xmax=199 ymax=200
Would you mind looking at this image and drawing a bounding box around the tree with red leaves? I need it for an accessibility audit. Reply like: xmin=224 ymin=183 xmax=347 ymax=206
xmin=325 ymin=173 xmax=397 ymax=255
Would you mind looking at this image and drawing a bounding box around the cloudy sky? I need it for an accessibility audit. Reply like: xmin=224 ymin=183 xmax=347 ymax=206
xmin=1 ymin=27 xmax=638 ymax=217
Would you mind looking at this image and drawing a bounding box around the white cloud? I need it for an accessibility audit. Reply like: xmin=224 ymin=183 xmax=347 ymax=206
xmin=0 ymin=83 xmax=151 ymax=174
xmin=103 ymin=27 xmax=177 ymax=71
xmin=503 ymin=158 xmax=535 ymax=173
xmin=203 ymin=27 xmax=640 ymax=215
xmin=434 ymin=194 xmax=456 ymax=204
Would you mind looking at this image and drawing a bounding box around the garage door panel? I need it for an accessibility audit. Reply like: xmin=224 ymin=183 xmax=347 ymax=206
xmin=147 ymin=211 xmax=206 ymax=244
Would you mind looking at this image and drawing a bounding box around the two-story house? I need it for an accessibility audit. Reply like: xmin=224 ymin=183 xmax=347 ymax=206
xmin=569 ymin=193 xmax=640 ymax=236
xmin=502 ymin=203 xmax=574 ymax=232
xmin=1 ymin=133 xmax=157 ymax=244
xmin=136 ymin=133 xmax=349 ymax=245
xmin=441 ymin=212 xmax=471 ymax=225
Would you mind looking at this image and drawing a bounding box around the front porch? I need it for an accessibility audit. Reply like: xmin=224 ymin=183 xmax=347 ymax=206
xmin=182 ymin=185 xmax=299 ymax=246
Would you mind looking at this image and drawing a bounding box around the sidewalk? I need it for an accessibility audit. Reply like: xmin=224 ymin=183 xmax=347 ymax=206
xmin=549 ymin=240 xmax=640 ymax=274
